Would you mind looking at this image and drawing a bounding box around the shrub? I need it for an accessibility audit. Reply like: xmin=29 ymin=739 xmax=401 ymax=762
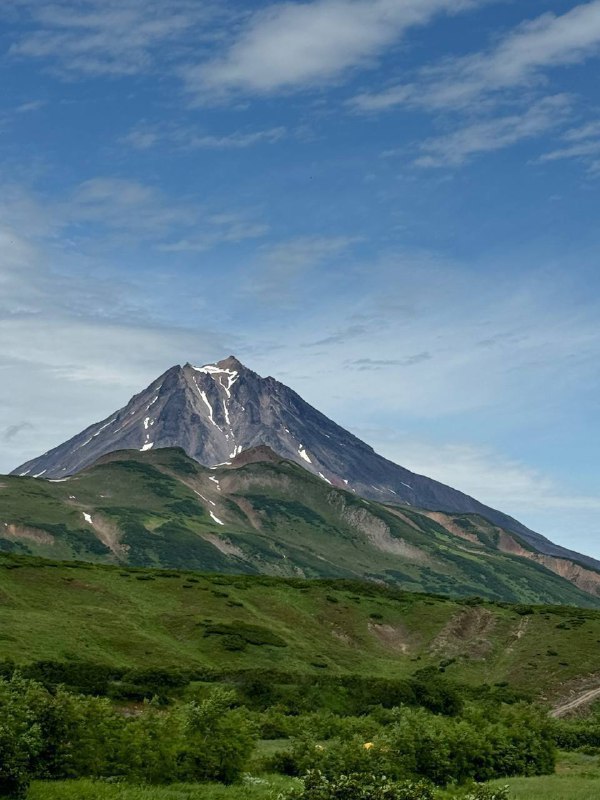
xmin=0 ymin=675 xmax=44 ymax=798
xmin=270 ymin=703 xmax=553 ymax=787
xmin=176 ymin=688 xmax=256 ymax=784
xmin=203 ymin=620 xmax=287 ymax=648
xmin=283 ymin=770 xmax=435 ymax=800
xmin=464 ymin=787 xmax=510 ymax=800
xmin=0 ymin=676 xmax=258 ymax=791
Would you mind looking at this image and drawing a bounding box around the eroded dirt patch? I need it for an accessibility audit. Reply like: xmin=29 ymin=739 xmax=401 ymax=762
xmin=329 ymin=496 xmax=430 ymax=564
xmin=202 ymin=533 xmax=246 ymax=559
xmin=430 ymin=607 xmax=497 ymax=660
xmin=1 ymin=523 xmax=54 ymax=545
xmin=368 ymin=622 xmax=412 ymax=654
xmin=88 ymin=514 xmax=129 ymax=557
xmin=423 ymin=512 xmax=481 ymax=545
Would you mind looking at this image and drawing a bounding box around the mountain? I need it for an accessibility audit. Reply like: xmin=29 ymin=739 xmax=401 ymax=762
xmin=13 ymin=355 xmax=600 ymax=574
xmin=2 ymin=446 xmax=600 ymax=606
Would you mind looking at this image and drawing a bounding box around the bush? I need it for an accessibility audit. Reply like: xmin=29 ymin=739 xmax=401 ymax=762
xmin=270 ymin=703 xmax=553 ymax=787
xmin=175 ymin=688 xmax=257 ymax=784
xmin=0 ymin=675 xmax=44 ymax=798
xmin=464 ymin=787 xmax=510 ymax=800
xmin=283 ymin=770 xmax=435 ymax=800
xmin=0 ymin=676 xmax=258 ymax=792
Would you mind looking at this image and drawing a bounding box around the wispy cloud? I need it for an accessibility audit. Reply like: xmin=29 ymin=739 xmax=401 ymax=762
xmin=371 ymin=437 xmax=600 ymax=514
xmin=158 ymin=218 xmax=269 ymax=253
xmin=424 ymin=0 xmax=600 ymax=110
xmin=182 ymin=0 xmax=489 ymax=99
xmin=6 ymin=0 xmax=215 ymax=77
xmin=0 ymin=209 xmax=232 ymax=471
xmin=0 ymin=177 xmax=269 ymax=253
xmin=415 ymin=94 xmax=572 ymax=168
xmin=2 ymin=422 xmax=34 ymax=443
xmin=352 ymin=1 xmax=600 ymax=113
xmin=243 ymin=235 xmax=360 ymax=301
xmin=123 ymin=122 xmax=287 ymax=151
xmin=539 ymin=119 xmax=600 ymax=173
xmin=348 ymin=353 xmax=431 ymax=369
xmin=349 ymin=2 xmax=600 ymax=169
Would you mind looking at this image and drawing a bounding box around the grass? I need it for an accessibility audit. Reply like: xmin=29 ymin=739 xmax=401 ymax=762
xmin=2 ymin=552 xmax=600 ymax=696
xmin=27 ymin=775 xmax=297 ymax=800
xmin=482 ymin=752 xmax=600 ymax=799
xmin=1 ymin=447 xmax=598 ymax=608
xmin=26 ymin=755 xmax=600 ymax=799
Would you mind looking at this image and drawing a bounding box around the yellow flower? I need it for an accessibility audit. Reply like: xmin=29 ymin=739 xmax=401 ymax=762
xmin=363 ymin=742 xmax=374 ymax=750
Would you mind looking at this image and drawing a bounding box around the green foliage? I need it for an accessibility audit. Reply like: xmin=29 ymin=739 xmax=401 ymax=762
xmin=463 ymin=787 xmax=510 ymax=800
xmin=283 ymin=770 xmax=435 ymax=800
xmin=552 ymin=713 xmax=600 ymax=750
xmin=268 ymin=704 xmax=554 ymax=787
xmin=203 ymin=622 xmax=288 ymax=649
xmin=27 ymin=774 xmax=295 ymax=799
xmin=0 ymin=677 xmax=257 ymax=794
xmin=0 ymin=674 xmax=44 ymax=798
xmin=176 ymin=689 xmax=256 ymax=784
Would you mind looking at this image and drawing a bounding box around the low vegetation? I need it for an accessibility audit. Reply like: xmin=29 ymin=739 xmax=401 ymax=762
xmin=1 ymin=554 xmax=600 ymax=799
xmin=2 ymin=553 xmax=600 ymax=698
xmin=0 ymin=671 xmax=555 ymax=799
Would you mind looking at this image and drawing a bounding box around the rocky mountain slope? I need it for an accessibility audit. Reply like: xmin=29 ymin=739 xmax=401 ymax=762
xmin=13 ymin=356 xmax=600 ymax=574
xmin=2 ymin=446 xmax=600 ymax=606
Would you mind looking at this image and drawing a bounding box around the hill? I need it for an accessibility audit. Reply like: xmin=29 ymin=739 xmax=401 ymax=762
xmin=1 ymin=447 xmax=599 ymax=606
xmin=1 ymin=553 xmax=600 ymax=700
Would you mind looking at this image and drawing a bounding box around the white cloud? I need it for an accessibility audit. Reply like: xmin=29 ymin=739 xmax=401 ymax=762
xmin=373 ymin=438 xmax=600 ymax=514
xmin=350 ymin=84 xmax=413 ymax=113
xmin=347 ymin=2 xmax=600 ymax=170
xmin=0 ymin=177 xmax=269 ymax=253
xmin=6 ymin=0 xmax=214 ymax=77
xmin=538 ymin=119 xmax=600 ymax=173
xmin=0 ymin=315 xmax=228 ymax=471
xmin=0 ymin=212 xmax=232 ymax=472
xmin=123 ymin=123 xmax=287 ymax=151
xmin=352 ymin=0 xmax=600 ymax=112
xmin=183 ymin=0 xmax=488 ymax=98
xmin=259 ymin=249 xmax=600 ymax=425
xmin=415 ymin=94 xmax=572 ymax=167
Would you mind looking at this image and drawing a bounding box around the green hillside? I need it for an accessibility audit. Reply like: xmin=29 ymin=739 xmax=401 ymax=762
xmin=1 ymin=553 xmax=600 ymax=699
xmin=0 ymin=448 xmax=598 ymax=607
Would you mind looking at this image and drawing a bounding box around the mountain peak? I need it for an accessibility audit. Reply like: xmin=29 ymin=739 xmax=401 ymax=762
xmin=187 ymin=354 xmax=250 ymax=376
xmin=217 ymin=355 xmax=244 ymax=371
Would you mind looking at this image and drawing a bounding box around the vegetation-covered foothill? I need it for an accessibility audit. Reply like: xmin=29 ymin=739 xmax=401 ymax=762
xmin=2 ymin=555 xmax=600 ymax=798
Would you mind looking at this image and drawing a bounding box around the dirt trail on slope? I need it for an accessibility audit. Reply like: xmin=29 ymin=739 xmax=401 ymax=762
xmin=551 ymin=687 xmax=600 ymax=718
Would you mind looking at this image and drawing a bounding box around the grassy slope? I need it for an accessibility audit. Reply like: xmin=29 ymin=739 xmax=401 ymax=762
xmin=25 ymin=754 xmax=600 ymax=799
xmin=2 ymin=555 xmax=600 ymax=696
xmin=0 ymin=448 xmax=597 ymax=607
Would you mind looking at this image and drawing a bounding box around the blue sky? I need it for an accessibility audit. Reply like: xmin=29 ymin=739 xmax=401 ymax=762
xmin=2 ymin=0 xmax=600 ymax=557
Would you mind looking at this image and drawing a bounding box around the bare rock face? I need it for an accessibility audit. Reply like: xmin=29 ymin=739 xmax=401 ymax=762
xmin=12 ymin=356 xmax=600 ymax=572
